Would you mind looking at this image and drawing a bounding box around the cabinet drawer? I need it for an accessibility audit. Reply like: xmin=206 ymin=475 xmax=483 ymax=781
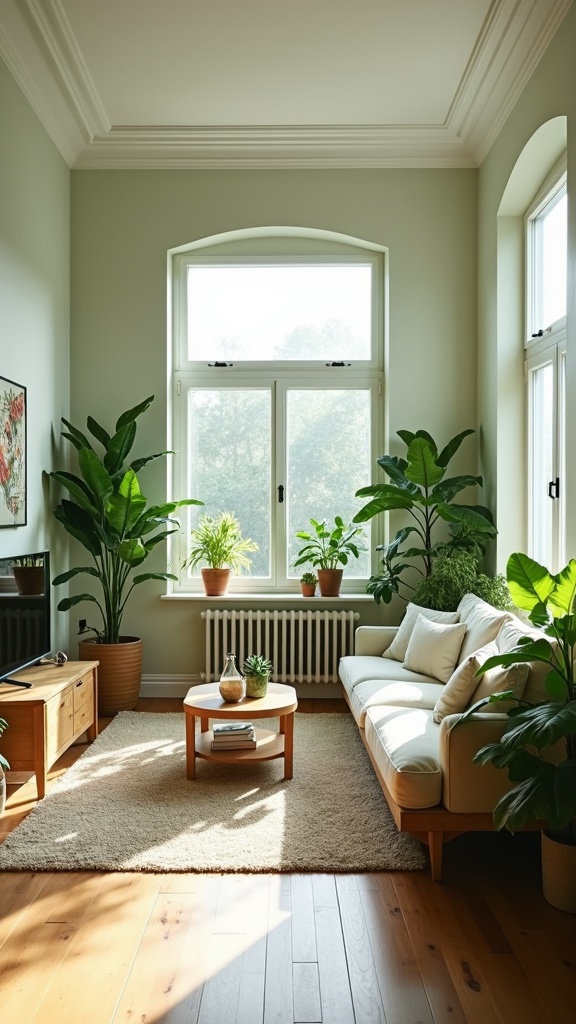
xmin=73 ymin=671 xmax=93 ymax=712
xmin=74 ymin=693 xmax=94 ymax=734
xmin=47 ymin=689 xmax=74 ymax=757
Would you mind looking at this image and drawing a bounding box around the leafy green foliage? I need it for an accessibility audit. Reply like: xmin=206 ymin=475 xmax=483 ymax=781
xmin=51 ymin=396 xmax=202 ymax=644
xmin=460 ymin=553 xmax=576 ymax=844
xmin=293 ymin=517 xmax=365 ymax=571
xmin=299 ymin=571 xmax=318 ymax=585
xmin=242 ymin=654 xmax=273 ymax=678
xmin=411 ymin=551 xmax=512 ymax=612
xmin=354 ymin=429 xmax=497 ymax=604
xmin=183 ymin=512 xmax=258 ymax=573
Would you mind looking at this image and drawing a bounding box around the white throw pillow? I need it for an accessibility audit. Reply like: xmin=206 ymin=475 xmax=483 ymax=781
xmin=432 ymin=641 xmax=496 ymax=723
xmin=456 ymin=593 xmax=511 ymax=662
xmin=470 ymin=661 xmax=529 ymax=712
xmin=403 ymin=614 xmax=467 ymax=684
xmin=383 ymin=603 xmax=460 ymax=662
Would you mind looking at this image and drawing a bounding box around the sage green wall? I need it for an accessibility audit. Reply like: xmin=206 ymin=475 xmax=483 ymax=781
xmin=70 ymin=167 xmax=477 ymax=679
xmin=0 ymin=56 xmax=70 ymax=650
xmin=477 ymin=6 xmax=576 ymax=569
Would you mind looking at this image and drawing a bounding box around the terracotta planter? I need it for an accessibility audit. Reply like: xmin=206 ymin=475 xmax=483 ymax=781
xmin=317 ymin=568 xmax=343 ymax=597
xmin=542 ymin=830 xmax=576 ymax=913
xmin=201 ymin=567 xmax=231 ymax=597
xmin=79 ymin=636 xmax=142 ymax=716
xmin=300 ymin=583 xmax=316 ymax=597
xmin=12 ymin=566 xmax=45 ymax=595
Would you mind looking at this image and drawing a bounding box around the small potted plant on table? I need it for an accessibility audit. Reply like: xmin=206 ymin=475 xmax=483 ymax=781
xmin=294 ymin=517 xmax=364 ymax=597
xmin=242 ymin=654 xmax=273 ymax=699
xmin=183 ymin=511 xmax=258 ymax=596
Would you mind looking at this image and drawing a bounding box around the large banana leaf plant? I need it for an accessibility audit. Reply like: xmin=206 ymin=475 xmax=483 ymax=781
xmin=462 ymin=553 xmax=576 ymax=845
xmin=353 ymin=429 xmax=496 ymax=603
xmin=50 ymin=395 xmax=202 ymax=644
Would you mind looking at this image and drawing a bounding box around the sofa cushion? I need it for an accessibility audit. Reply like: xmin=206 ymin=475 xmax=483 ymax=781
xmin=495 ymin=615 xmax=553 ymax=704
xmin=364 ymin=706 xmax=442 ymax=809
xmin=347 ymin=677 xmax=444 ymax=728
xmin=470 ymin=660 xmax=529 ymax=711
xmin=456 ymin=593 xmax=511 ymax=662
xmin=382 ymin=603 xmax=460 ymax=663
xmin=403 ymin=615 xmax=467 ymax=684
xmin=432 ymin=641 xmax=497 ymax=723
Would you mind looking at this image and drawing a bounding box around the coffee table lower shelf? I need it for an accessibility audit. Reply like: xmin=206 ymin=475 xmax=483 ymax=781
xmin=195 ymin=727 xmax=285 ymax=765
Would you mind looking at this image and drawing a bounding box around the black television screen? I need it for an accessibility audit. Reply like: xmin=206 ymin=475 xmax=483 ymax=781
xmin=0 ymin=551 xmax=51 ymax=681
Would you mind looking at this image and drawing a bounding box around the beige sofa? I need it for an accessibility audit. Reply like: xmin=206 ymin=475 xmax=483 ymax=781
xmin=339 ymin=594 xmax=548 ymax=879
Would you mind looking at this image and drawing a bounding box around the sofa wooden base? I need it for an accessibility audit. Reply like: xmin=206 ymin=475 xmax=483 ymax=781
xmin=346 ymin=694 xmax=540 ymax=880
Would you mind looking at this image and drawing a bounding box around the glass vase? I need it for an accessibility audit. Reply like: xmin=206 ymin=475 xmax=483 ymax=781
xmin=219 ymin=652 xmax=245 ymax=703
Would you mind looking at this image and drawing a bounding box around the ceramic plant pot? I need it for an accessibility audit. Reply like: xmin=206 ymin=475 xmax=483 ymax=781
xmin=245 ymin=673 xmax=269 ymax=699
xmin=201 ymin=567 xmax=231 ymax=597
xmin=300 ymin=584 xmax=316 ymax=597
xmin=542 ymin=830 xmax=576 ymax=913
xmin=12 ymin=566 xmax=45 ymax=595
xmin=79 ymin=636 xmax=143 ymax=716
xmin=317 ymin=568 xmax=343 ymax=597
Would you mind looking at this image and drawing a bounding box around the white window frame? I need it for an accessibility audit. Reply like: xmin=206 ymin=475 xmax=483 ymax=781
xmin=169 ymin=242 xmax=385 ymax=595
xmin=525 ymin=332 xmax=566 ymax=573
xmin=525 ymin=160 xmax=567 ymax=342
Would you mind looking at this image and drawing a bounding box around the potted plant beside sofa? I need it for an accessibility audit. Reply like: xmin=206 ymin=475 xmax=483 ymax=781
xmin=463 ymin=552 xmax=576 ymax=912
xmin=50 ymin=395 xmax=202 ymax=716
xmin=294 ymin=517 xmax=365 ymax=597
xmin=182 ymin=511 xmax=258 ymax=596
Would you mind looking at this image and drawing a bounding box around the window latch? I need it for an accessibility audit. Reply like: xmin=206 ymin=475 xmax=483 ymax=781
xmin=278 ymin=484 xmax=284 ymax=503
xmin=208 ymin=361 xmax=234 ymax=367
xmin=326 ymin=361 xmax=351 ymax=367
xmin=548 ymin=477 xmax=560 ymax=499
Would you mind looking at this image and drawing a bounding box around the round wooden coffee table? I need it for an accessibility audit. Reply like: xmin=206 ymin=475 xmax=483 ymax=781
xmin=183 ymin=682 xmax=298 ymax=780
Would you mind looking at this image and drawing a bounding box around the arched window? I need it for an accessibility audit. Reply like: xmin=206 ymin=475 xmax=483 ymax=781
xmin=169 ymin=229 xmax=386 ymax=593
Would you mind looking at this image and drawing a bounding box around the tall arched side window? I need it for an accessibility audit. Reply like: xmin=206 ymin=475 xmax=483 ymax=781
xmin=168 ymin=230 xmax=386 ymax=594
xmin=525 ymin=162 xmax=567 ymax=571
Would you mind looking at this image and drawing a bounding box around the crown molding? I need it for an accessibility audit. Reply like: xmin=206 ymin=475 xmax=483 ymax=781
xmin=0 ymin=0 xmax=571 ymax=169
xmin=449 ymin=0 xmax=573 ymax=164
xmin=72 ymin=124 xmax=476 ymax=169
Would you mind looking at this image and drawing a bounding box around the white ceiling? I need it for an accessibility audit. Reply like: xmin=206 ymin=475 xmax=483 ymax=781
xmin=0 ymin=0 xmax=571 ymax=168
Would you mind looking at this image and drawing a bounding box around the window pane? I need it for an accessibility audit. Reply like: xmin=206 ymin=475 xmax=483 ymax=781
xmin=186 ymin=389 xmax=271 ymax=577
xmin=541 ymin=192 xmax=567 ymax=328
xmin=529 ymin=363 xmax=554 ymax=566
xmin=187 ymin=264 xmax=372 ymax=361
xmin=286 ymin=389 xmax=371 ymax=577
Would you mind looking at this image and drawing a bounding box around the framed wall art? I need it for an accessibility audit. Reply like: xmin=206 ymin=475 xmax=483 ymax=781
xmin=0 ymin=376 xmax=27 ymax=527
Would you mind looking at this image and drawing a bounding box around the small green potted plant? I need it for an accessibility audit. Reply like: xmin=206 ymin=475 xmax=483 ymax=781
xmin=0 ymin=716 xmax=9 ymax=816
xmin=299 ymin=571 xmax=318 ymax=597
xmin=183 ymin=511 xmax=258 ymax=596
xmin=242 ymin=654 xmax=273 ymax=699
xmin=294 ymin=517 xmax=364 ymax=597
xmin=462 ymin=552 xmax=576 ymax=912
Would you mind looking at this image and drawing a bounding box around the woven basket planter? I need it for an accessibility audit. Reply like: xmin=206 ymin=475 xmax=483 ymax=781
xmin=79 ymin=636 xmax=142 ymax=716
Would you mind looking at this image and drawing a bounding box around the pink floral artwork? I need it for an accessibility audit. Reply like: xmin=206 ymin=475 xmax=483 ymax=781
xmin=0 ymin=377 xmax=26 ymax=526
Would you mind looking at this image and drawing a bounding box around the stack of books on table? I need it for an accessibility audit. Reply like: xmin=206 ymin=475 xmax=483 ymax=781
xmin=211 ymin=721 xmax=257 ymax=750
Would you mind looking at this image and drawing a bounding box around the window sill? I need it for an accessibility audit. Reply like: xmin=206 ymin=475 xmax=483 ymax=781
xmin=161 ymin=592 xmax=375 ymax=603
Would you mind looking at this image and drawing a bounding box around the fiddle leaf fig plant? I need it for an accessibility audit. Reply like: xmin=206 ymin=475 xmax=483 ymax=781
xmin=353 ymin=429 xmax=496 ymax=604
xmin=50 ymin=395 xmax=202 ymax=644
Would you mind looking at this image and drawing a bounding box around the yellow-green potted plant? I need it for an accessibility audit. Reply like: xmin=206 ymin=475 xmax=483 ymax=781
xmin=183 ymin=511 xmax=258 ymax=596
xmin=242 ymin=654 xmax=273 ymax=699
xmin=299 ymin=571 xmax=318 ymax=597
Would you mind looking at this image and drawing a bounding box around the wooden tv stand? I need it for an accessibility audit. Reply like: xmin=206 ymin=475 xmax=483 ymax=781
xmin=0 ymin=661 xmax=98 ymax=799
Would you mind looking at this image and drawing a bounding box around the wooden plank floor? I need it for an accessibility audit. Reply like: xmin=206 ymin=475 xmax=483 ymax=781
xmin=1 ymin=698 xmax=575 ymax=1024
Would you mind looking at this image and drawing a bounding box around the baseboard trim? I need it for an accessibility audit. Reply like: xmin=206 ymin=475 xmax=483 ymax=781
xmin=140 ymin=675 xmax=342 ymax=700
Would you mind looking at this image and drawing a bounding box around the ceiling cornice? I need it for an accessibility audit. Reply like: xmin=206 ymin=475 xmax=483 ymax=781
xmin=0 ymin=0 xmax=571 ymax=170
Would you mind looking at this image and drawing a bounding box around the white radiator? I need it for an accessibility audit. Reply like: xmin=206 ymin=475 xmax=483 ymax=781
xmin=201 ymin=609 xmax=359 ymax=684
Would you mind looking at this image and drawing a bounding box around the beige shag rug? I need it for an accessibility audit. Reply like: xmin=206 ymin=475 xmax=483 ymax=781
xmin=0 ymin=712 xmax=425 ymax=873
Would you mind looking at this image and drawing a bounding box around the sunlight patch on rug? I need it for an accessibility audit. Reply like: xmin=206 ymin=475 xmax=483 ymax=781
xmin=0 ymin=712 xmax=425 ymax=873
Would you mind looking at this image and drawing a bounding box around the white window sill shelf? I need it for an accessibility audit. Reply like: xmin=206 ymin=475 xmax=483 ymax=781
xmin=161 ymin=592 xmax=375 ymax=603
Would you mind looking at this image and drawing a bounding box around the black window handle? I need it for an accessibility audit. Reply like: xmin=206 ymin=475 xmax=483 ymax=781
xmin=548 ymin=477 xmax=560 ymax=499
xmin=278 ymin=485 xmax=284 ymax=503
